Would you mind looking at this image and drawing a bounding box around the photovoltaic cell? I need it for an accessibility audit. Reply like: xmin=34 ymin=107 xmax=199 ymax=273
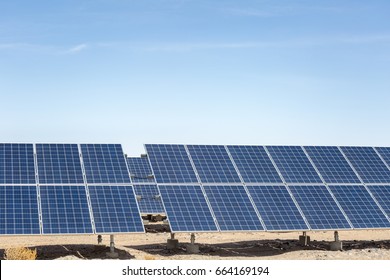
xmin=127 ymin=157 xmax=155 ymax=183
xmin=368 ymin=185 xmax=390 ymax=217
xmin=304 ymin=146 xmax=360 ymax=184
xmin=375 ymin=147 xmax=390 ymax=171
xmin=0 ymin=185 xmax=40 ymax=235
xmin=227 ymin=146 xmax=283 ymax=184
xmin=158 ymin=185 xmax=218 ymax=232
xmin=341 ymin=147 xmax=390 ymax=184
xmin=145 ymin=144 xmax=198 ymax=184
xmin=187 ymin=145 xmax=241 ymax=184
xmin=134 ymin=185 xmax=165 ymax=214
xmin=289 ymin=185 xmax=351 ymax=230
xmin=267 ymin=146 xmax=322 ymax=184
xmin=88 ymin=185 xmax=144 ymax=233
xmin=247 ymin=185 xmax=308 ymax=231
xmin=81 ymin=144 xmax=131 ymax=184
xmin=36 ymin=144 xmax=84 ymax=184
xmin=40 ymin=186 xmax=93 ymax=234
xmin=203 ymin=185 xmax=263 ymax=231
xmin=0 ymin=144 xmax=36 ymax=184
xmin=329 ymin=185 xmax=390 ymax=229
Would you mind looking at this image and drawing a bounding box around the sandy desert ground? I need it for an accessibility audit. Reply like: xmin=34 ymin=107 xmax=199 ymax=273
xmin=1 ymin=225 xmax=390 ymax=260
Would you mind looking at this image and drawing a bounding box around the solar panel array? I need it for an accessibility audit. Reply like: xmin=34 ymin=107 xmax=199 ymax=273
xmin=146 ymin=144 xmax=390 ymax=233
xmin=0 ymin=143 xmax=144 ymax=235
xmin=2 ymin=143 xmax=390 ymax=235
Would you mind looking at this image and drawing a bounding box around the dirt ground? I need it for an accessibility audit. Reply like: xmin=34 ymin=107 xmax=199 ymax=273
xmin=1 ymin=224 xmax=390 ymax=260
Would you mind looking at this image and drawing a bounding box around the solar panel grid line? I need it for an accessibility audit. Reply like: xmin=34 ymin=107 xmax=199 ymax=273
xmin=301 ymin=147 xmax=355 ymax=228
xmin=303 ymin=146 xmax=361 ymax=184
xmin=328 ymin=185 xmax=390 ymax=229
xmin=184 ymin=145 xmax=222 ymax=231
xmin=265 ymin=146 xmax=323 ymax=184
xmin=337 ymin=147 xmax=365 ymax=184
xmin=287 ymin=185 xmax=352 ymax=231
xmin=223 ymin=146 xmax=268 ymax=230
xmin=368 ymin=185 xmax=390 ymax=219
xmin=145 ymin=144 xmax=199 ymax=184
xmin=32 ymin=145 xmax=43 ymax=234
xmin=247 ymin=185 xmax=309 ymax=231
xmin=340 ymin=146 xmax=390 ymax=184
xmin=226 ymin=145 xmax=283 ymax=184
xmin=186 ymin=145 xmax=241 ymax=184
xmin=77 ymin=144 xmax=97 ymax=234
xmin=373 ymin=147 xmax=390 ymax=174
xmin=361 ymin=185 xmax=390 ymax=223
xmin=203 ymin=185 xmax=264 ymax=232
xmin=262 ymin=146 xmax=312 ymax=230
xmin=157 ymin=184 xmax=219 ymax=232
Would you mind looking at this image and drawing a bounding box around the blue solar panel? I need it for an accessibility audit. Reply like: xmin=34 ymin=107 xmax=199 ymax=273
xmin=203 ymin=185 xmax=263 ymax=231
xmin=81 ymin=144 xmax=131 ymax=184
xmin=0 ymin=186 xmax=40 ymax=235
xmin=289 ymin=185 xmax=351 ymax=230
xmin=304 ymin=146 xmax=360 ymax=184
xmin=375 ymin=147 xmax=390 ymax=170
xmin=40 ymin=186 xmax=93 ymax=234
xmin=36 ymin=144 xmax=84 ymax=184
xmin=227 ymin=146 xmax=283 ymax=184
xmin=145 ymin=144 xmax=198 ymax=184
xmin=88 ymin=185 xmax=144 ymax=233
xmin=368 ymin=185 xmax=390 ymax=217
xmin=341 ymin=147 xmax=390 ymax=184
xmin=158 ymin=185 xmax=218 ymax=232
xmin=329 ymin=185 xmax=390 ymax=229
xmin=134 ymin=185 xmax=165 ymax=214
xmin=187 ymin=145 xmax=241 ymax=184
xmin=127 ymin=157 xmax=155 ymax=183
xmin=247 ymin=185 xmax=308 ymax=231
xmin=267 ymin=146 xmax=322 ymax=184
xmin=0 ymin=144 xmax=36 ymax=184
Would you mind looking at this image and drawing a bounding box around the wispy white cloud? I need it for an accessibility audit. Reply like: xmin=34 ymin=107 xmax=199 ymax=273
xmin=63 ymin=43 xmax=88 ymax=54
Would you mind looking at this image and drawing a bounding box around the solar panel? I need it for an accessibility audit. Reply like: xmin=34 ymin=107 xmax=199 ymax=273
xmin=127 ymin=157 xmax=155 ymax=184
xmin=329 ymin=185 xmax=390 ymax=229
xmin=187 ymin=145 xmax=241 ymax=184
xmin=288 ymin=185 xmax=351 ymax=230
xmin=0 ymin=185 xmax=40 ymax=235
xmin=88 ymin=185 xmax=144 ymax=233
xmin=375 ymin=147 xmax=390 ymax=170
xmin=267 ymin=146 xmax=322 ymax=184
xmin=36 ymin=144 xmax=84 ymax=184
xmin=134 ymin=185 xmax=165 ymax=214
xmin=158 ymin=185 xmax=218 ymax=232
xmin=368 ymin=185 xmax=390 ymax=217
xmin=40 ymin=185 xmax=93 ymax=234
xmin=145 ymin=144 xmax=198 ymax=184
xmin=203 ymin=185 xmax=263 ymax=231
xmin=341 ymin=147 xmax=390 ymax=184
xmin=227 ymin=146 xmax=283 ymax=184
xmin=304 ymin=146 xmax=360 ymax=184
xmin=81 ymin=144 xmax=131 ymax=184
xmin=246 ymin=185 xmax=308 ymax=231
xmin=0 ymin=144 xmax=36 ymax=184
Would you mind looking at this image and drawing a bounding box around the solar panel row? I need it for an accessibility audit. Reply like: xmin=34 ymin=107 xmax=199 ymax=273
xmin=146 ymin=144 xmax=390 ymax=233
xmin=0 ymin=143 xmax=144 ymax=235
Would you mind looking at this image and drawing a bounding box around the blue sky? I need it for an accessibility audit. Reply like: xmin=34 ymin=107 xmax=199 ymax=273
xmin=1 ymin=0 xmax=390 ymax=156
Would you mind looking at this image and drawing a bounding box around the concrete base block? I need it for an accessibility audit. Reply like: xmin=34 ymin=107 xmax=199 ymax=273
xmin=185 ymin=244 xmax=200 ymax=254
xmin=167 ymin=239 xmax=179 ymax=249
xmin=299 ymin=235 xmax=310 ymax=246
xmin=329 ymin=241 xmax=343 ymax=251
xmin=106 ymin=252 xmax=119 ymax=258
